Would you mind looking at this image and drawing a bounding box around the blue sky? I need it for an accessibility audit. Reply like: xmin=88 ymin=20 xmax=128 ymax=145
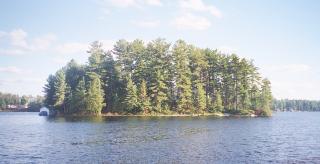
xmin=0 ymin=0 xmax=320 ymax=99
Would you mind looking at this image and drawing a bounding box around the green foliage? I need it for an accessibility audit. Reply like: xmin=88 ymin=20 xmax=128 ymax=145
xmin=150 ymin=70 xmax=168 ymax=113
xmin=212 ymin=91 xmax=223 ymax=112
xmin=273 ymin=99 xmax=320 ymax=111
xmin=43 ymin=39 xmax=272 ymax=116
xmin=138 ymin=79 xmax=151 ymax=114
xmin=20 ymin=96 xmax=28 ymax=105
xmin=124 ymin=76 xmax=139 ymax=113
xmin=260 ymin=78 xmax=273 ymax=116
xmin=194 ymin=83 xmax=206 ymax=113
xmin=173 ymin=40 xmax=193 ymax=113
xmin=53 ymin=70 xmax=67 ymax=112
xmin=86 ymin=72 xmax=105 ymax=115
xmin=0 ymin=92 xmax=42 ymax=111
xmin=44 ymin=75 xmax=56 ymax=108
xmin=71 ymin=77 xmax=87 ymax=113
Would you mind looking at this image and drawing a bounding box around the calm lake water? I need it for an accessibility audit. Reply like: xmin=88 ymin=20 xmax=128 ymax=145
xmin=1 ymin=112 xmax=320 ymax=163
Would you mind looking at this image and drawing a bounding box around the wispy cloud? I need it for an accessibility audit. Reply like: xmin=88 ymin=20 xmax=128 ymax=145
xmin=0 ymin=66 xmax=32 ymax=74
xmin=179 ymin=0 xmax=222 ymax=18
xmin=132 ymin=20 xmax=160 ymax=28
xmin=0 ymin=77 xmax=43 ymax=84
xmin=0 ymin=29 xmax=57 ymax=56
xmin=56 ymin=42 xmax=89 ymax=54
xmin=102 ymin=0 xmax=163 ymax=8
xmin=173 ymin=13 xmax=211 ymax=30
xmin=265 ymin=64 xmax=311 ymax=73
xmin=145 ymin=0 xmax=162 ymax=6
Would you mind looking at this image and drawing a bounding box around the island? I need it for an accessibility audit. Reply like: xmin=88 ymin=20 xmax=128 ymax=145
xmin=43 ymin=39 xmax=273 ymax=117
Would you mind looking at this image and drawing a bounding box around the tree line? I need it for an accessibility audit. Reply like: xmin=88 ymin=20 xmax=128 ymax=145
xmin=273 ymin=99 xmax=320 ymax=112
xmin=43 ymin=39 xmax=273 ymax=116
xmin=0 ymin=92 xmax=43 ymax=111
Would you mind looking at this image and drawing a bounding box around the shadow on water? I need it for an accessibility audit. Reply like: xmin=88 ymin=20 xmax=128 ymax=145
xmin=44 ymin=115 xmax=233 ymax=123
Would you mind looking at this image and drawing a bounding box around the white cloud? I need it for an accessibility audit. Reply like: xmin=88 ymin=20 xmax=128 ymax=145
xmin=0 ymin=77 xmax=43 ymax=84
xmin=173 ymin=13 xmax=211 ymax=30
xmin=132 ymin=20 xmax=160 ymax=28
xmin=0 ymin=66 xmax=23 ymax=74
xmin=0 ymin=29 xmax=57 ymax=56
xmin=145 ymin=0 xmax=162 ymax=6
xmin=0 ymin=31 xmax=7 ymax=38
xmin=179 ymin=0 xmax=222 ymax=18
xmin=0 ymin=66 xmax=32 ymax=74
xmin=56 ymin=42 xmax=89 ymax=54
xmin=109 ymin=0 xmax=136 ymax=8
xmin=265 ymin=64 xmax=311 ymax=73
xmin=30 ymin=34 xmax=57 ymax=51
xmin=104 ymin=0 xmax=162 ymax=8
xmin=99 ymin=40 xmax=114 ymax=50
xmin=259 ymin=63 xmax=319 ymax=99
xmin=9 ymin=29 xmax=28 ymax=48
xmin=0 ymin=49 xmax=25 ymax=56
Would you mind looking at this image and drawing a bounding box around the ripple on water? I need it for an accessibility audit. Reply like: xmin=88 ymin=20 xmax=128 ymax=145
xmin=1 ymin=112 xmax=320 ymax=163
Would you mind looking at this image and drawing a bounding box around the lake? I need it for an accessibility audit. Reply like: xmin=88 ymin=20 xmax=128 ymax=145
xmin=0 ymin=112 xmax=320 ymax=163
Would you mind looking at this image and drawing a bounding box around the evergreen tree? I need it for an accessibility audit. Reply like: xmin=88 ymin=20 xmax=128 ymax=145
xmin=194 ymin=83 xmax=206 ymax=113
xmin=88 ymin=41 xmax=105 ymax=74
xmin=64 ymin=59 xmax=85 ymax=90
xmin=43 ymin=39 xmax=272 ymax=116
xmin=101 ymin=51 xmax=120 ymax=112
xmin=72 ymin=77 xmax=87 ymax=113
xmin=20 ymin=96 xmax=28 ymax=105
xmin=173 ymin=40 xmax=193 ymax=113
xmin=86 ymin=72 xmax=105 ymax=115
xmin=146 ymin=39 xmax=171 ymax=113
xmin=64 ymin=85 xmax=73 ymax=114
xmin=53 ymin=70 xmax=67 ymax=112
xmin=124 ymin=76 xmax=139 ymax=113
xmin=213 ymin=91 xmax=223 ymax=112
xmin=150 ymin=70 xmax=168 ymax=113
xmin=138 ymin=79 xmax=151 ymax=114
xmin=260 ymin=78 xmax=272 ymax=116
xmin=44 ymin=74 xmax=56 ymax=108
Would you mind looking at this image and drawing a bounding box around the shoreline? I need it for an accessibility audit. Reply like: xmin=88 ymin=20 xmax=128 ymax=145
xmin=100 ymin=112 xmax=257 ymax=117
xmin=0 ymin=111 xmax=259 ymax=117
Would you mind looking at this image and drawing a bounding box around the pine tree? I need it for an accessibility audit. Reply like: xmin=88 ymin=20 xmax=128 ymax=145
xmin=194 ymin=83 xmax=206 ymax=113
xmin=260 ymin=78 xmax=272 ymax=116
xmin=72 ymin=77 xmax=87 ymax=113
xmin=173 ymin=40 xmax=193 ymax=113
xmin=138 ymin=79 xmax=151 ymax=114
xmin=43 ymin=39 xmax=271 ymax=116
xmin=53 ymin=70 xmax=66 ymax=112
xmin=150 ymin=70 xmax=168 ymax=113
xmin=146 ymin=39 xmax=171 ymax=113
xmin=101 ymin=51 xmax=120 ymax=112
xmin=44 ymin=74 xmax=56 ymax=108
xmin=213 ymin=91 xmax=223 ymax=112
xmin=124 ymin=76 xmax=139 ymax=113
xmin=190 ymin=47 xmax=208 ymax=114
xmin=64 ymin=59 xmax=85 ymax=90
xmin=86 ymin=72 xmax=105 ymax=115
xmin=88 ymin=41 xmax=105 ymax=74
xmin=64 ymin=85 xmax=72 ymax=114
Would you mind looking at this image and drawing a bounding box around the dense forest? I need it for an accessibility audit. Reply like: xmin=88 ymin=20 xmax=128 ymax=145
xmin=273 ymin=99 xmax=320 ymax=111
xmin=0 ymin=92 xmax=43 ymax=112
xmin=43 ymin=39 xmax=273 ymax=116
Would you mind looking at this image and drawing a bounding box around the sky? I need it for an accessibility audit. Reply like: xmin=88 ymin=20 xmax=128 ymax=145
xmin=0 ymin=0 xmax=320 ymax=100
